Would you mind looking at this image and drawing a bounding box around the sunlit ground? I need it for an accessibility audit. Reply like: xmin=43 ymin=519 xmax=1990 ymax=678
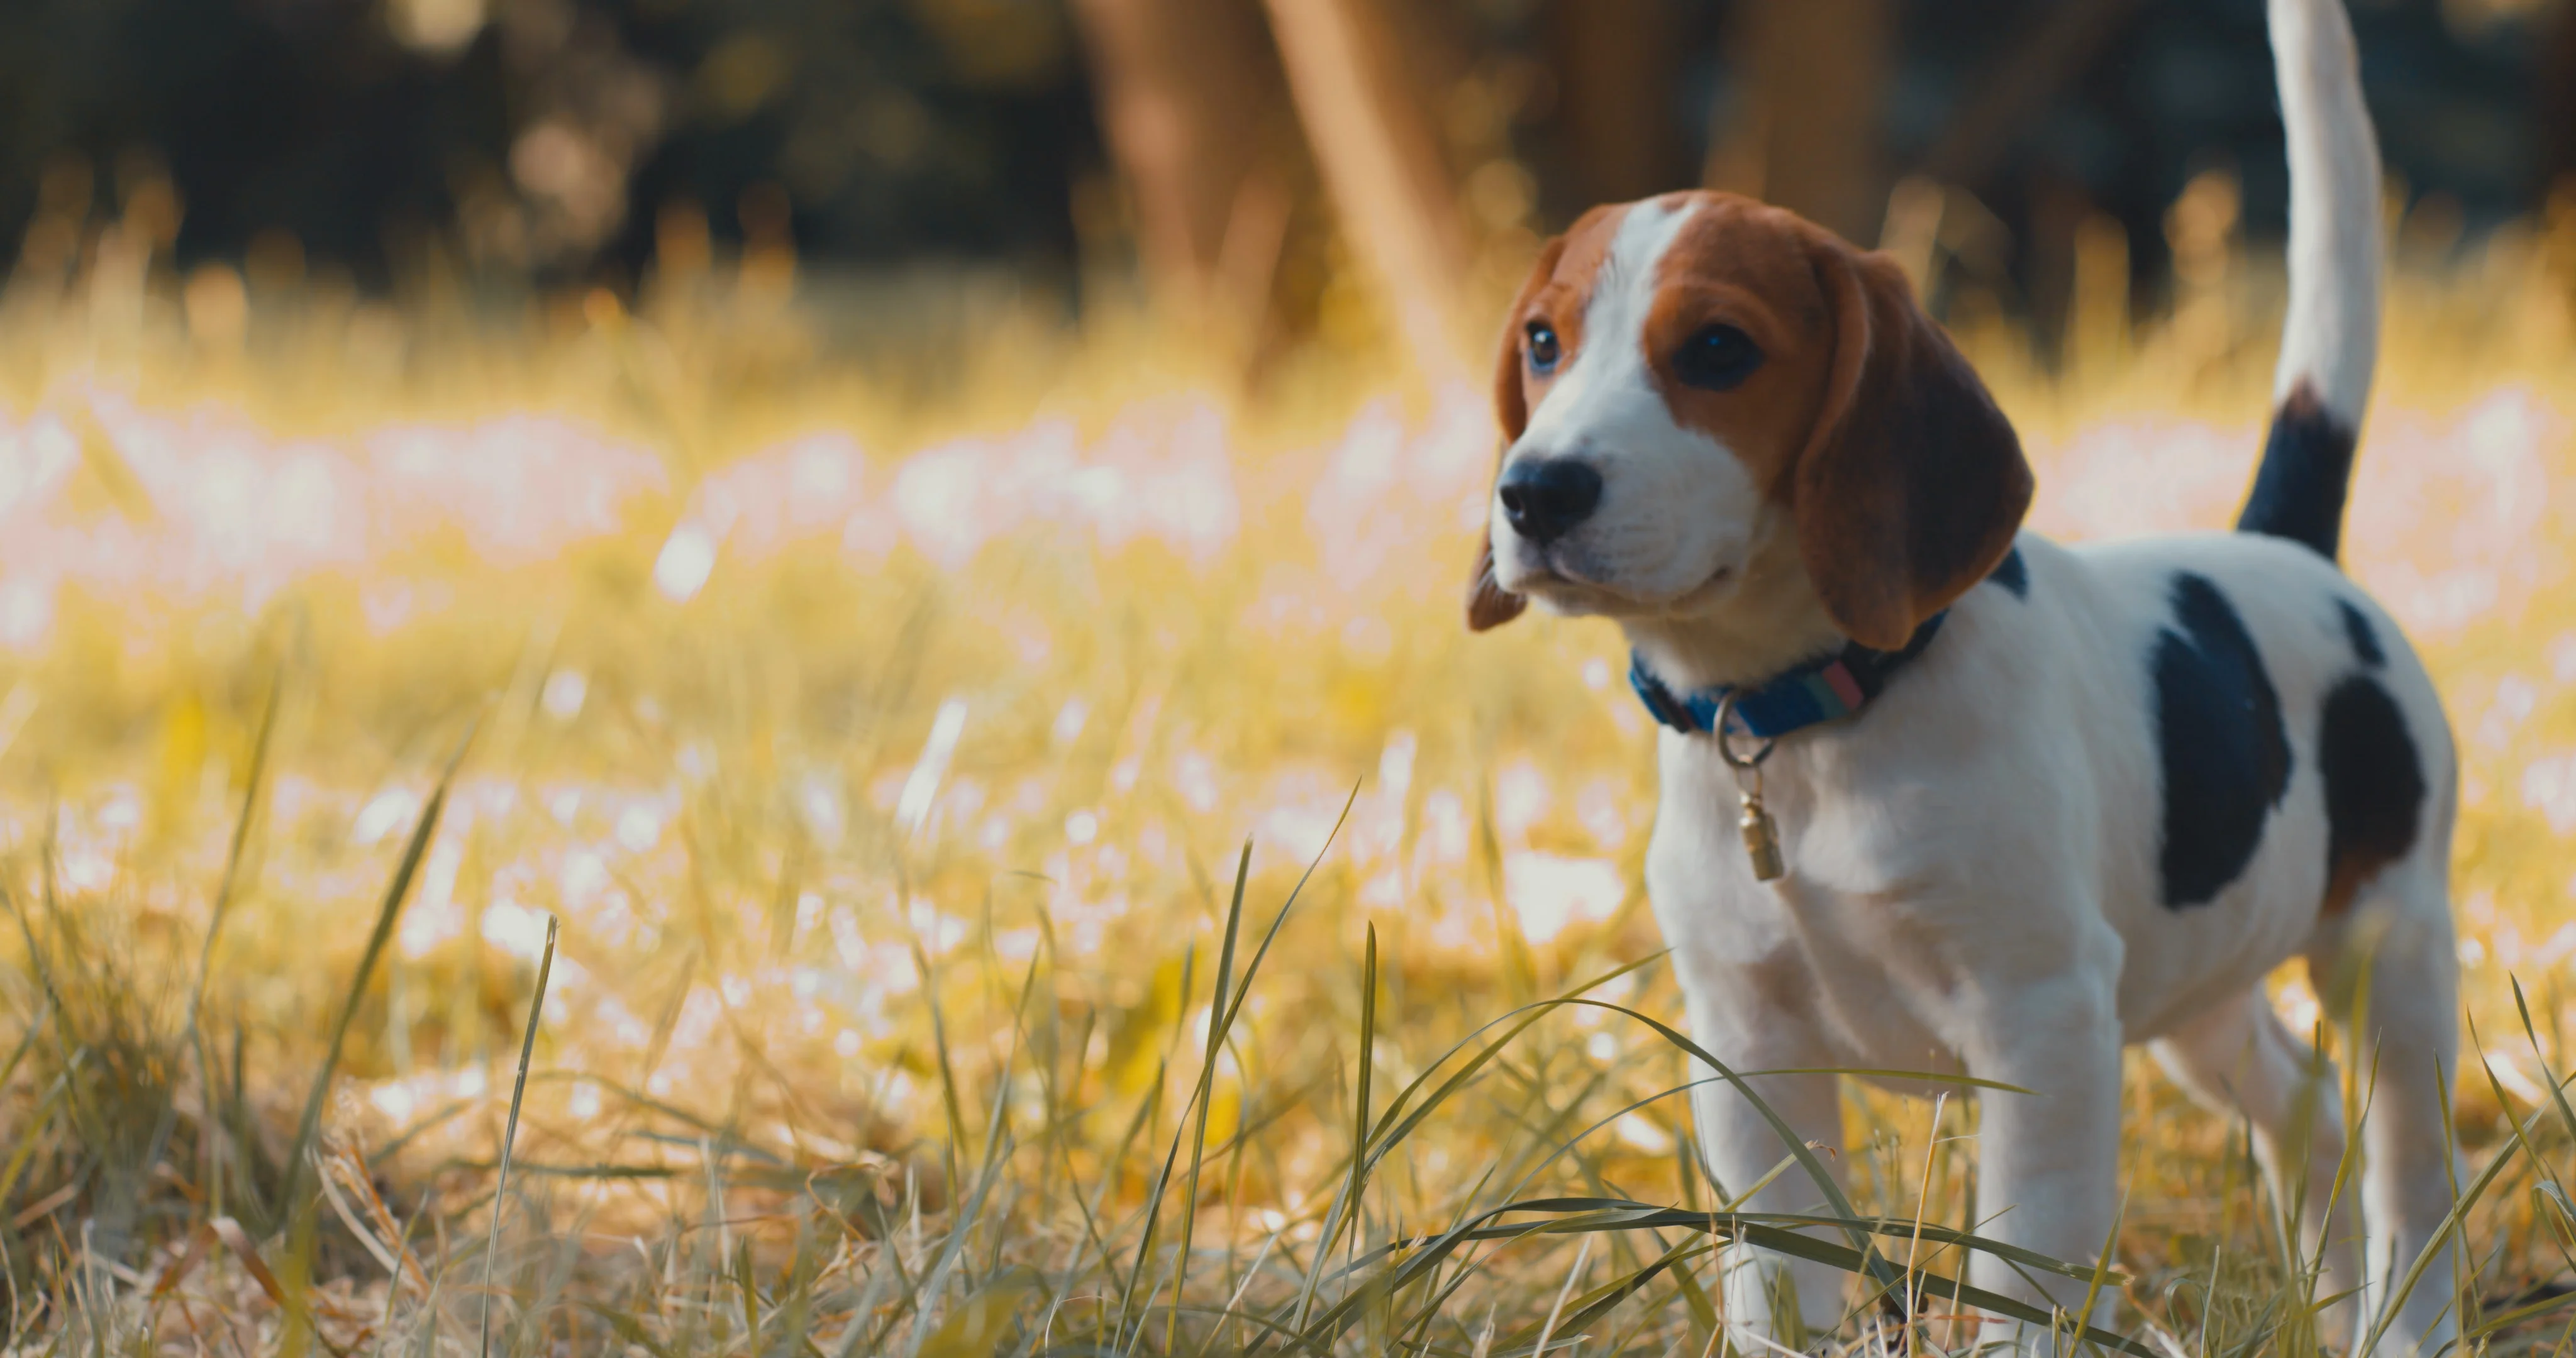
xmin=6 ymin=190 xmax=2576 ymax=1355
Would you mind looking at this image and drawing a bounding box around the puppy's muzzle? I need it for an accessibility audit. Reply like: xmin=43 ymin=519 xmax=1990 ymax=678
xmin=1498 ymin=458 xmax=1603 ymax=546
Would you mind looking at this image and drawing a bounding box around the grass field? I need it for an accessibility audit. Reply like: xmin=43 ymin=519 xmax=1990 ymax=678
xmin=6 ymin=188 xmax=2576 ymax=1357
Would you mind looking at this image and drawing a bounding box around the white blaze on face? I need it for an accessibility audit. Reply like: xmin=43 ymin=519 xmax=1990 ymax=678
xmin=1494 ymin=197 xmax=1767 ymax=609
xmin=1521 ymin=201 xmax=1694 ymax=443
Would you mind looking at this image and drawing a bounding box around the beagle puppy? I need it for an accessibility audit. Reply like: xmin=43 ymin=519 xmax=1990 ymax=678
xmin=1469 ymin=0 xmax=2462 ymax=1352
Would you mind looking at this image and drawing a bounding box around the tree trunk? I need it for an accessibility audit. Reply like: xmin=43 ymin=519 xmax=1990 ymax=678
xmin=2544 ymin=0 xmax=2576 ymax=197
xmin=1546 ymin=0 xmax=1689 ymax=206
xmin=1260 ymin=0 xmax=1473 ymax=382
xmin=1068 ymin=0 xmax=1301 ymax=327
xmin=1918 ymin=0 xmax=2145 ymax=189
xmin=1704 ymin=0 xmax=1894 ymax=246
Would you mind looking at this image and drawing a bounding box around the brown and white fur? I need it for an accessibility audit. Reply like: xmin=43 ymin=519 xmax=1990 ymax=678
xmin=1467 ymin=1 xmax=2463 ymax=1352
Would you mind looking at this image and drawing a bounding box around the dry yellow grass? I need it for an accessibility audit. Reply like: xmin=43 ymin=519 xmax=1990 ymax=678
xmin=4 ymin=186 xmax=2576 ymax=1356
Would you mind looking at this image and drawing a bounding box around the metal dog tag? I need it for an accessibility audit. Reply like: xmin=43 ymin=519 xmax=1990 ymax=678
xmin=1714 ymin=691 xmax=1786 ymax=882
xmin=1737 ymin=785 xmax=1785 ymax=881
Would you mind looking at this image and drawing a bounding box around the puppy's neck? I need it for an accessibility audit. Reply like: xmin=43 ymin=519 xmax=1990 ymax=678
xmin=1619 ymin=541 xmax=1846 ymax=691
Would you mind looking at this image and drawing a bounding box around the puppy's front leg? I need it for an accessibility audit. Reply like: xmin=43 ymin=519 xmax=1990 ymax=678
xmin=1674 ymin=969 xmax=1851 ymax=1349
xmin=1965 ymin=978 xmax=2124 ymax=1346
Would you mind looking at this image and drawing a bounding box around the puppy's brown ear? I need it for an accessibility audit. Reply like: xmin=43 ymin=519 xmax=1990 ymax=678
xmin=1465 ymin=536 xmax=1527 ymax=631
xmin=1792 ymin=239 xmax=2032 ymax=651
xmin=1466 ymin=235 xmax=1567 ymax=633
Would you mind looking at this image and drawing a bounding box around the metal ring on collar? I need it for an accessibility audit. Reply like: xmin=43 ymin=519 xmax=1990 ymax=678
xmin=1711 ymin=691 xmax=1775 ymax=771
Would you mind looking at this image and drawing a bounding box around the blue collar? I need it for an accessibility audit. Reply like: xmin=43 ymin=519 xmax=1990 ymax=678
xmin=1629 ymin=613 xmax=1948 ymax=741
xmin=1624 ymin=539 xmax=2028 ymax=740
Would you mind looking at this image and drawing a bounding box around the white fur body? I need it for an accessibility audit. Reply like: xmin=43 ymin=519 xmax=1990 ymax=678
xmin=1647 ymin=532 xmax=2462 ymax=1352
xmin=1648 ymin=533 xmax=2450 ymax=1067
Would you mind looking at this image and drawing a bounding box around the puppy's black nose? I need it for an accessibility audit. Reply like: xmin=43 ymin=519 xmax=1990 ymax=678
xmin=1498 ymin=458 xmax=1602 ymax=546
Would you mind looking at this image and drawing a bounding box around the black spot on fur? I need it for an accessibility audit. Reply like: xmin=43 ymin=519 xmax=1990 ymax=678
xmin=2338 ymin=599 xmax=2384 ymax=667
xmin=2318 ymin=675 xmax=2426 ymax=914
xmin=2153 ymin=574 xmax=2294 ymax=908
xmin=1987 ymin=544 xmax=2028 ymax=598
xmin=2236 ymin=382 xmax=2360 ymax=560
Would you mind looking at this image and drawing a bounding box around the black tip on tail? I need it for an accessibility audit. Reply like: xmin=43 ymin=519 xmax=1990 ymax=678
xmin=2235 ymin=381 xmax=2358 ymax=560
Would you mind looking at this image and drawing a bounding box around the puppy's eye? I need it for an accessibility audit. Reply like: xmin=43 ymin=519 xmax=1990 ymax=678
xmin=1524 ymin=321 xmax=1561 ymax=375
xmin=1674 ymin=324 xmax=1763 ymax=391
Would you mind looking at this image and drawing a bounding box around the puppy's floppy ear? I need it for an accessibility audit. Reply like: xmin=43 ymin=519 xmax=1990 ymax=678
xmin=1467 ymin=235 xmax=1568 ymax=633
xmin=1792 ymin=238 xmax=2032 ymax=651
xmin=1465 ymin=538 xmax=1526 ymax=632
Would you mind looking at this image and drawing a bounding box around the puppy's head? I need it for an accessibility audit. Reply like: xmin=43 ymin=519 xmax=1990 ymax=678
xmin=1465 ymin=191 xmax=2031 ymax=653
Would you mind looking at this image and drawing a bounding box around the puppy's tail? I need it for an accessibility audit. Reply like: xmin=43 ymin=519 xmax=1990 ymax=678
xmin=2235 ymin=0 xmax=2382 ymax=561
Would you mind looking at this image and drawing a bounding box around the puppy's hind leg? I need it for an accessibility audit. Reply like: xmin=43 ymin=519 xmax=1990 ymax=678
xmin=2313 ymin=858 xmax=2466 ymax=1358
xmin=2150 ymin=987 xmax=2362 ymax=1345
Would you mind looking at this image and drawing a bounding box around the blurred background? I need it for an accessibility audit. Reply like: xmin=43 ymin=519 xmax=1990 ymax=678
xmin=6 ymin=0 xmax=2569 ymax=380
xmin=8 ymin=4 xmax=2576 ymax=1353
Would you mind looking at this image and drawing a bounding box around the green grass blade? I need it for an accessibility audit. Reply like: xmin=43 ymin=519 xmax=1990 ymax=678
xmin=1166 ymin=837 xmax=1252 ymax=1357
xmin=1525 ymin=1233 xmax=1590 ymax=1358
xmin=2468 ymin=1283 xmax=2576 ymax=1340
xmin=0 ymin=1066 xmax=77 ymax=1210
xmin=2353 ymin=1058 xmax=2543 ymax=1358
xmin=1326 ymin=1200 xmax=2124 ymax=1293
xmin=139 ymin=669 xmax=285 ymax=1212
xmin=1292 ymin=923 xmax=1381 ymax=1334
xmin=575 ymin=1301 xmax=682 ymax=1358
xmin=1209 ymin=785 xmax=1360 ymax=1044
xmin=479 ymin=912 xmax=557 ymax=1358
xmin=2511 ymin=975 xmax=2576 ymax=1148
xmin=0 ymin=1003 xmax=49 ymax=1109
xmin=277 ymin=718 xmax=474 ymax=1235
xmin=1119 ymin=795 xmax=1354 ymax=1349
xmin=1509 ymin=1234 xmax=1709 ymax=1358
xmin=1113 ymin=944 xmax=1195 ymax=1345
xmin=184 ymin=667 xmax=284 ymax=1019
xmin=911 ymin=936 xmax=972 ymax=1194
xmin=915 ymin=1265 xmax=1043 ymax=1358
xmin=899 ymin=1129 xmax=1018 ymax=1358
xmin=1285 ymin=1194 xmax=2155 ymax=1355
xmin=1554 ymin=997 xmax=1909 ymax=1291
